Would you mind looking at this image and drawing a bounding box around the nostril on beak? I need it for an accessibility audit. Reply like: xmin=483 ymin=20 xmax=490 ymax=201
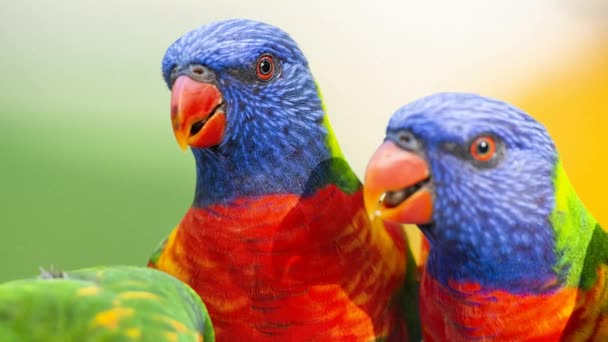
xmin=191 ymin=65 xmax=205 ymax=75
xmin=392 ymin=130 xmax=423 ymax=154
xmin=186 ymin=64 xmax=216 ymax=83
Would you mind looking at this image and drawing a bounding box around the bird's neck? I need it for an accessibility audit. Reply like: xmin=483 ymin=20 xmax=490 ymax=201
xmin=426 ymin=161 xmax=601 ymax=293
xmin=549 ymin=162 xmax=600 ymax=289
xmin=191 ymin=112 xmax=360 ymax=207
xmin=425 ymin=233 xmax=560 ymax=293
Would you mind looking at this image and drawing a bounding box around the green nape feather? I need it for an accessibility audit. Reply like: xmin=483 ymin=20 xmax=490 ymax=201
xmin=551 ymin=161 xmax=608 ymax=289
xmin=0 ymin=266 xmax=214 ymax=342
xmin=316 ymin=83 xmax=361 ymax=194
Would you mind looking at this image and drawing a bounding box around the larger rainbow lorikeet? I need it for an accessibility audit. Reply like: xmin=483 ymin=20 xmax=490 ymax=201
xmin=364 ymin=93 xmax=608 ymax=340
xmin=0 ymin=266 xmax=214 ymax=341
xmin=147 ymin=19 xmax=420 ymax=341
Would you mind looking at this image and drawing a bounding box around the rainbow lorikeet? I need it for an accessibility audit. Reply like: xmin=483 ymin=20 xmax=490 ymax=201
xmin=148 ymin=19 xmax=420 ymax=341
xmin=0 ymin=266 xmax=214 ymax=341
xmin=364 ymin=93 xmax=608 ymax=340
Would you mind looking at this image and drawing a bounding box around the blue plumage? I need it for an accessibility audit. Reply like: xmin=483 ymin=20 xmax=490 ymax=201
xmin=388 ymin=93 xmax=560 ymax=292
xmin=161 ymin=19 xmax=339 ymax=207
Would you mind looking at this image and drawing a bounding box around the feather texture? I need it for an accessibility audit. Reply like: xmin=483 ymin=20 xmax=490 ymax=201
xmin=150 ymin=19 xmax=420 ymax=341
xmin=372 ymin=93 xmax=608 ymax=340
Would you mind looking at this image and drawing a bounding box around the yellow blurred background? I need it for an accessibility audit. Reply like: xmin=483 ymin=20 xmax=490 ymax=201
xmin=514 ymin=43 xmax=608 ymax=227
xmin=0 ymin=1 xmax=606 ymax=281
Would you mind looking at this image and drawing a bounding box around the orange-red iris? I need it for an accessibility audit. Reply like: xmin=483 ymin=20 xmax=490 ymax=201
xmin=256 ymin=55 xmax=275 ymax=81
xmin=470 ymin=136 xmax=496 ymax=161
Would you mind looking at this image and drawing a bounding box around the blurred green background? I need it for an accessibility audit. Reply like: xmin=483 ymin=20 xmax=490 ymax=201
xmin=1 ymin=1 xmax=606 ymax=282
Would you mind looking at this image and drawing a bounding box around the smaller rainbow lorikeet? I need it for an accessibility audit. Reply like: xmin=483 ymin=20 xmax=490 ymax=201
xmin=0 ymin=266 xmax=214 ymax=341
xmin=364 ymin=93 xmax=608 ymax=340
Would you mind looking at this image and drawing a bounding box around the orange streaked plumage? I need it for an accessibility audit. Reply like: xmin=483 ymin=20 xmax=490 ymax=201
xmin=152 ymin=185 xmax=410 ymax=340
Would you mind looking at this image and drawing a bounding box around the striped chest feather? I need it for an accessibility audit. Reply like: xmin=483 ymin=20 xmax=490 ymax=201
xmin=155 ymin=185 xmax=408 ymax=341
xmin=421 ymin=267 xmax=608 ymax=341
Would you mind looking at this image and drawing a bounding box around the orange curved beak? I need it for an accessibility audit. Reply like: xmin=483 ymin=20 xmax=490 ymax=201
xmin=171 ymin=75 xmax=226 ymax=151
xmin=364 ymin=141 xmax=433 ymax=225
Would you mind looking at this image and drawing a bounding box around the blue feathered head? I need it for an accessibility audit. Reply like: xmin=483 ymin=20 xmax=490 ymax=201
xmin=161 ymin=19 xmax=357 ymax=206
xmin=365 ymin=93 xmax=563 ymax=291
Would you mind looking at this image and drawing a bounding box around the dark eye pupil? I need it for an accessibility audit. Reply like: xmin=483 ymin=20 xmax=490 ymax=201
xmin=477 ymin=140 xmax=489 ymax=154
xmin=259 ymin=60 xmax=271 ymax=74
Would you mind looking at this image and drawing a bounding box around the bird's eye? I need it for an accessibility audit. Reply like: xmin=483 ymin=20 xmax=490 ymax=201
xmin=470 ymin=136 xmax=496 ymax=162
xmin=256 ymin=55 xmax=275 ymax=81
